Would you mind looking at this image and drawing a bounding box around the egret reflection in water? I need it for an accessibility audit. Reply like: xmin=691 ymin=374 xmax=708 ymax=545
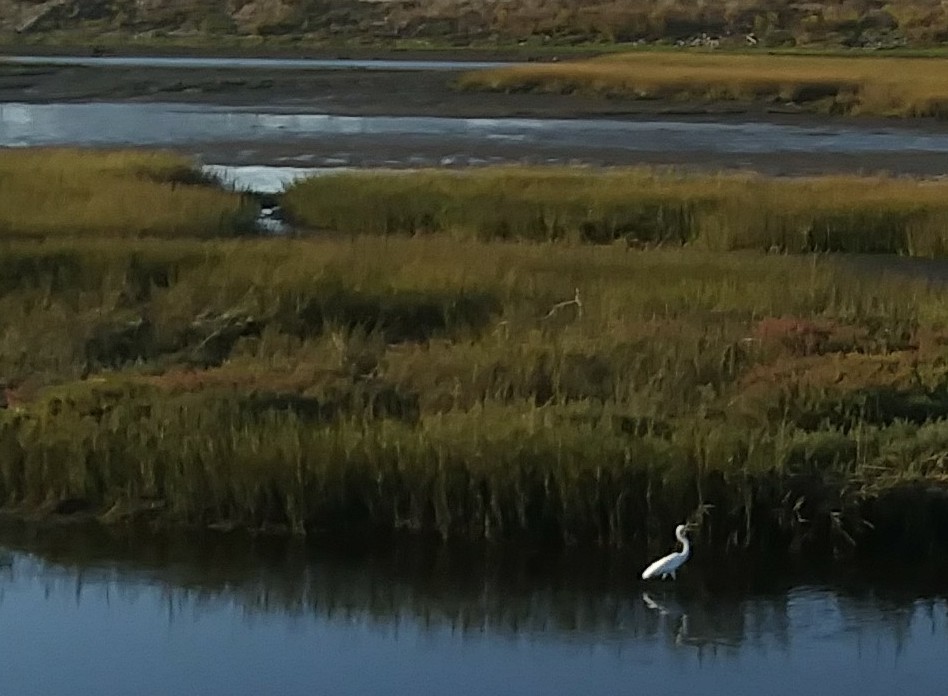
xmin=641 ymin=591 xmax=747 ymax=653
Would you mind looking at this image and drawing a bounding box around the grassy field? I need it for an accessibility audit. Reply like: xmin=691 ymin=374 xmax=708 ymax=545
xmin=0 ymin=149 xmax=256 ymax=239
xmin=283 ymin=168 xmax=948 ymax=256
xmin=3 ymin=150 xmax=948 ymax=556
xmin=458 ymin=52 xmax=948 ymax=118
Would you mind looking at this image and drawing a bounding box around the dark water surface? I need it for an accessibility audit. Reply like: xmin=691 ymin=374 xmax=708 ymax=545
xmin=1 ymin=524 xmax=947 ymax=696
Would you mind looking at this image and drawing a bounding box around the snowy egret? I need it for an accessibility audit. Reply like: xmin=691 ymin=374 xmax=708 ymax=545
xmin=641 ymin=523 xmax=693 ymax=580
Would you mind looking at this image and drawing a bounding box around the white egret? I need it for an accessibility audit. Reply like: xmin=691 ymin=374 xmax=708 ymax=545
xmin=641 ymin=523 xmax=693 ymax=581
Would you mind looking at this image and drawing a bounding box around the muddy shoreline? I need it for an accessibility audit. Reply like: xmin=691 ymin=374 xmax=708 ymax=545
xmin=3 ymin=58 xmax=948 ymax=175
xmin=183 ymin=139 xmax=948 ymax=178
xmin=0 ymin=42 xmax=580 ymax=62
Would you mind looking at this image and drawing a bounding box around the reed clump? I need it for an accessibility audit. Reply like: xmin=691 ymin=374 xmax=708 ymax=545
xmin=458 ymin=53 xmax=948 ymax=118
xmin=283 ymin=168 xmax=948 ymax=257
xmin=0 ymin=148 xmax=257 ymax=238
xmin=2 ymin=233 xmax=948 ymax=554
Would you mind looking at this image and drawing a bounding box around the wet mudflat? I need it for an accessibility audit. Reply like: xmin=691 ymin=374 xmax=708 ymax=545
xmin=1 ymin=523 xmax=947 ymax=696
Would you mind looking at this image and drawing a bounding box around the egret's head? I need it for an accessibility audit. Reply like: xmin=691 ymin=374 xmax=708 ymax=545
xmin=676 ymin=523 xmax=698 ymax=539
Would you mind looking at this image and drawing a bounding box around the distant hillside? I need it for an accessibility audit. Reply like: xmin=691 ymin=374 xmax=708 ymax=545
xmin=1 ymin=0 xmax=945 ymax=50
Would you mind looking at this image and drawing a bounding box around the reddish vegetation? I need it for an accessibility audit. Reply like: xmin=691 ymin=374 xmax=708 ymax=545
xmin=1 ymin=385 xmax=22 ymax=409
xmin=739 ymin=351 xmax=918 ymax=395
xmin=752 ymin=316 xmax=836 ymax=356
xmin=727 ymin=314 xmax=940 ymax=411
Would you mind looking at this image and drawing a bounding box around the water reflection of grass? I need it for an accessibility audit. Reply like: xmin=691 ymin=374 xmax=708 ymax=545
xmin=458 ymin=53 xmax=948 ymax=119
xmin=0 ymin=536 xmax=769 ymax=645
xmin=1 ymin=524 xmax=945 ymax=658
xmin=284 ymin=168 xmax=948 ymax=257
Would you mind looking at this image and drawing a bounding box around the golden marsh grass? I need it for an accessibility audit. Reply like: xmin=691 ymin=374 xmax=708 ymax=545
xmin=459 ymin=53 xmax=948 ymax=117
xmin=284 ymin=167 xmax=948 ymax=256
xmin=0 ymin=148 xmax=256 ymax=238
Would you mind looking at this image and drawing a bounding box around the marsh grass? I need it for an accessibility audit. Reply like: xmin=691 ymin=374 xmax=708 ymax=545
xmin=0 ymin=149 xmax=257 ymax=238
xmin=2 ymin=234 xmax=948 ymax=552
xmin=283 ymin=168 xmax=948 ymax=256
xmin=458 ymin=53 xmax=948 ymax=118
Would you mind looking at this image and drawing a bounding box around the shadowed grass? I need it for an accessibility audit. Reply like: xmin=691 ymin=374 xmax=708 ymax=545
xmin=0 ymin=148 xmax=257 ymax=238
xmin=458 ymin=53 xmax=948 ymax=118
xmin=283 ymin=168 xmax=948 ymax=256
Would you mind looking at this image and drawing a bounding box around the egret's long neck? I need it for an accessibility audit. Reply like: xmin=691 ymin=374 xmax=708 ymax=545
xmin=677 ymin=531 xmax=691 ymax=558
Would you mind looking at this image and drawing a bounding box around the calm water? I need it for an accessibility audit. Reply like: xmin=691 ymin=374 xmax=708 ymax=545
xmin=0 ymin=55 xmax=515 ymax=71
xmin=1 ymin=524 xmax=947 ymax=696
xmin=203 ymin=164 xmax=349 ymax=193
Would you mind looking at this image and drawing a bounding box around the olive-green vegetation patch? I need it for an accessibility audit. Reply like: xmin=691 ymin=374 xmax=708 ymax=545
xmin=283 ymin=167 xmax=948 ymax=256
xmin=0 ymin=148 xmax=256 ymax=239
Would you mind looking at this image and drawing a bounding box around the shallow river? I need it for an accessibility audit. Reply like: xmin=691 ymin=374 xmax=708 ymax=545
xmin=4 ymin=102 xmax=948 ymax=175
xmin=3 ymin=101 xmax=948 ymax=153
xmin=1 ymin=524 xmax=947 ymax=696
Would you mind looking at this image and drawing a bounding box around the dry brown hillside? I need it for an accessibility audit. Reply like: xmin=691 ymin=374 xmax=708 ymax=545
xmin=0 ymin=0 xmax=946 ymax=49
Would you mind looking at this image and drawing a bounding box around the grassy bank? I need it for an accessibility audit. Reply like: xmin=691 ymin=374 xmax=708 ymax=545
xmin=5 ymin=0 xmax=948 ymax=52
xmin=2 ymin=230 xmax=948 ymax=554
xmin=458 ymin=53 xmax=948 ymax=118
xmin=283 ymin=168 xmax=948 ymax=256
xmin=0 ymin=149 xmax=256 ymax=238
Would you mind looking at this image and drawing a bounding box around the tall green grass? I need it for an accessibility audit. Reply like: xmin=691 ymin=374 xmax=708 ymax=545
xmin=282 ymin=168 xmax=948 ymax=256
xmin=0 ymin=148 xmax=257 ymax=238
xmin=2 ymin=235 xmax=948 ymax=553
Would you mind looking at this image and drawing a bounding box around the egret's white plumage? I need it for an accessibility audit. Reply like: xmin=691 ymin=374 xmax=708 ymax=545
xmin=641 ymin=524 xmax=692 ymax=580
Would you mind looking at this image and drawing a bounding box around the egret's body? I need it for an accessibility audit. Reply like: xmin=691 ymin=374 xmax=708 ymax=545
xmin=641 ymin=524 xmax=691 ymax=580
